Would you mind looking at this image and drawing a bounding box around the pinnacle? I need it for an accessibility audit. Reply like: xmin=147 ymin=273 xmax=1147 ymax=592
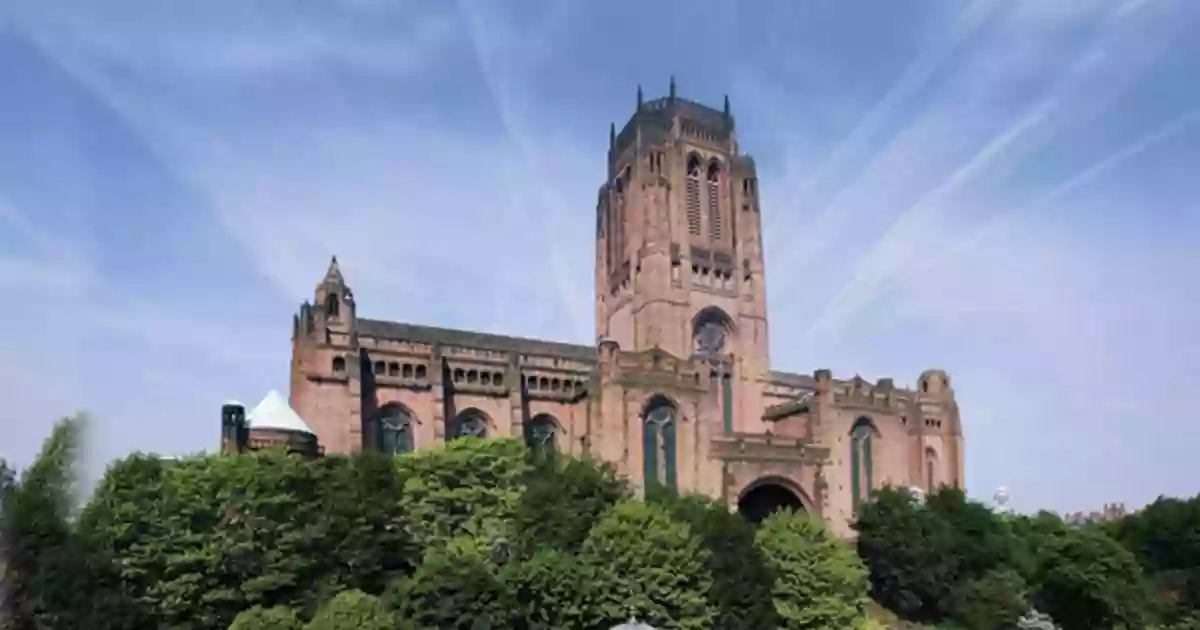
xmin=324 ymin=255 xmax=344 ymax=284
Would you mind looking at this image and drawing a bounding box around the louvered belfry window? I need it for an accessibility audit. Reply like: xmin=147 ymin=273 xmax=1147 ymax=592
xmin=707 ymin=161 xmax=721 ymax=241
xmin=686 ymin=155 xmax=702 ymax=237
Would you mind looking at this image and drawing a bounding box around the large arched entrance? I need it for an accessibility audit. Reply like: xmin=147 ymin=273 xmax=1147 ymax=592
xmin=737 ymin=479 xmax=806 ymax=525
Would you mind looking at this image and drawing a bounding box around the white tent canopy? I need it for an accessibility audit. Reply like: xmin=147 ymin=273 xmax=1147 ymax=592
xmin=247 ymin=390 xmax=315 ymax=435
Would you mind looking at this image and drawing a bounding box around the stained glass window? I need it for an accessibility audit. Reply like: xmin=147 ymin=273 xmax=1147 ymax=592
xmin=694 ymin=321 xmax=727 ymax=358
xmin=451 ymin=411 xmax=488 ymax=440
xmin=850 ymin=417 xmax=874 ymax=512
xmin=378 ymin=406 xmax=413 ymax=454
xmin=525 ymin=414 xmax=557 ymax=455
xmin=643 ymin=402 xmax=677 ymax=492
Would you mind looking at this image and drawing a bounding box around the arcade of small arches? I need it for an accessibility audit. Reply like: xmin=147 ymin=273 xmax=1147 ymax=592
xmin=369 ymin=404 xmax=560 ymax=456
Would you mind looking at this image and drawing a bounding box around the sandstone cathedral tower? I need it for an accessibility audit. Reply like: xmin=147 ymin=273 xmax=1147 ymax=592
xmin=283 ymin=81 xmax=965 ymax=535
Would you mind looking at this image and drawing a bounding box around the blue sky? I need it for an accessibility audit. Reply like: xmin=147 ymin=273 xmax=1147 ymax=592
xmin=2 ymin=0 xmax=1198 ymax=514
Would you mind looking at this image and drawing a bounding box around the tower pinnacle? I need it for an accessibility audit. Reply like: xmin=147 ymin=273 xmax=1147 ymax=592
xmin=323 ymin=255 xmax=344 ymax=285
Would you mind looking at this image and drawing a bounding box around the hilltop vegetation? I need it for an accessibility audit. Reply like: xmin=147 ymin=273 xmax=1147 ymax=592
xmin=1 ymin=416 xmax=1197 ymax=629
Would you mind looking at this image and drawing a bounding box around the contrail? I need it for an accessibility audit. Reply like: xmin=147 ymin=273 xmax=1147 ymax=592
xmin=918 ymin=108 xmax=1200 ymax=275
xmin=762 ymin=0 xmax=1004 ymax=248
xmin=801 ymin=0 xmax=1165 ymax=341
xmin=454 ymin=1 xmax=593 ymax=341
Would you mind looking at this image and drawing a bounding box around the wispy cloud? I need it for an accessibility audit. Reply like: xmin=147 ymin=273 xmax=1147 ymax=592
xmin=2 ymin=0 xmax=1198 ymax=513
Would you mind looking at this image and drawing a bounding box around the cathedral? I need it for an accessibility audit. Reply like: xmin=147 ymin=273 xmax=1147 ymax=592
xmin=269 ymin=82 xmax=964 ymax=535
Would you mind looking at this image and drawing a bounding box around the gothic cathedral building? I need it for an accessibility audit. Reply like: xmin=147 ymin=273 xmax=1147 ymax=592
xmin=287 ymin=82 xmax=965 ymax=535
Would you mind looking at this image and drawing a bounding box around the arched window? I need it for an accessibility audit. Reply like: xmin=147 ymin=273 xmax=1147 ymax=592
xmin=692 ymin=308 xmax=733 ymax=360
xmin=685 ymin=154 xmax=702 ymax=237
xmin=706 ymin=160 xmax=722 ymax=241
xmin=378 ymin=404 xmax=414 ymax=455
xmin=643 ymin=398 xmax=678 ymax=492
xmin=850 ymin=417 xmax=875 ymax=512
xmin=325 ymin=293 xmax=340 ymax=318
xmin=331 ymin=356 xmax=346 ymax=374
xmin=925 ymin=447 xmax=939 ymax=493
xmin=525 ymin=414 xmax=558 ymax=456
xmin=449 ymin=409 xmax=489 ymax=441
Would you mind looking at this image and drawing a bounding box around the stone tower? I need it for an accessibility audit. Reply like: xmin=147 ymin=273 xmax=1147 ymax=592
xmin=596 ymin=78 xmax=770 ymax=436
xmin=290 ymin=256 xmax=366 ymax=454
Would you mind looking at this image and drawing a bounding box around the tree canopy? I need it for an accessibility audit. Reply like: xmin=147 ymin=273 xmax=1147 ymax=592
xmin=2 ymin=417 xmax=1197 ymax=630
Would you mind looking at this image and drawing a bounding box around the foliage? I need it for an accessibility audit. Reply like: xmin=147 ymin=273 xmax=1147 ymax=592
xmin=503 ymin=548 xmax=609 ymax=630
xmin=756 ymin=510 xmax=869 ymax=629
xmin=579 ymin=500 xmax=715 ymax=629
xmin=77 ymin=447 xmax=419 ymax=629
xmin=945 ymin=568 xmax=1028 ymax=630
xmin=305 ymin=590 xmax=394 ymax=630
xmin=653 ymin=493 xmax=779 ymax=630
xmin=1114 ymin=494 xmax=1200 ymax=623
xmin=309 ymin=452 xmax=415 ymax=598
xmin=394 ymin=437 xmax=528 ymax=552
xmin=389 ymin=536 xmax=515 ymax=629
xmin=0 ymin=415 xmax=92 ymax=630
xmin=855 ymin=487 xmax=958 ymax=623
xmin=11 ymin=417 xmax=1200 ymax=630
xmin=228 ymin=605 xmax=302 ymax=630
xmin=1017 ymin=514 xmax=1152 ymax=630
xmin=514 ymin=453 xmax=629 ymax=556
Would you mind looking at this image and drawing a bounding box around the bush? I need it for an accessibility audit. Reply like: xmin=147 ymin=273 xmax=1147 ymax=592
xmin=394 ymin=438 xmax=528 ymax=553
xmin=228 ymin=605 xmax=301 ymax=630
xmin=390 ymin=536 xmax=513 ymax=629
xmin=514 ymin=453 xmax=629 ymax=556
xmin=579 ymin=500 xmax=715 ymax=629
xmin=653 ymin=493 xmax=779 ymax=630
xmin=305 ymin=590 xmax=394 ymax=630
xmin=756 ymin=510 xmax=870 ymax=629
xmin=503 ymin=549 xmax=607 ymax=629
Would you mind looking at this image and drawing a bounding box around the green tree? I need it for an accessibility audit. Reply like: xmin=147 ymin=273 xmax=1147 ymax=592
xmin=756 ymin=510 xmax=869 ymax=630
xmin=79 ymin=448 xmax=414 ymax=629
xmin=925 ymin=488 xmax=1031 ymax=628
xmin=503 ymin=548 xmax=611 ymax=630
xmin=306 ymin=590 xmax=396 ymax=630
xmin=578 ymin=500 xmax=715 ymax=629
xmin=854 ymin=487 xmax=957 ymax=623
xmin=228 ymin=605 xmax=302 ymax=630
xmin=514 ymin=453 xmax=629 ymax=556
xmin=309 ymin=452 xmax=416 ymax=599
xmin=76 ymin=452 xmax=175 ymax=629
xmin=1016 ymin=513 xmax=1151 ymax=630
xmin=389 ymin=535 xmax=514 ymax=629
xmin=926 ymin=488 xmax=1032 ymax=580
xmin=395 ymin=438 xmax=528 ymax=553
xmin=0 ymin=415 xmax=92 ymax=630
xmin=946 ymin=568 xmax=1029 ymax=630
xmin=653 ymin=493 xmax=779 ymax=630
xmin=1114 ymin=494 xmax=1200 ymax=623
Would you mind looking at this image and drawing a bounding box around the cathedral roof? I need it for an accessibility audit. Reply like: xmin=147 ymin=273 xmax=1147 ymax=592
xmin=358 ymin=319 xmax=596 ymax=362
xmin=247 ymin=390 xmax=315 ymax=435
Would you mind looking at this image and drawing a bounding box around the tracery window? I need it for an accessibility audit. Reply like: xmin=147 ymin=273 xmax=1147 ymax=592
xmin=850 ymin=417 xmax=875 ymax=512
xmin=694 ymin=321 xmax=727 ymax=358
xmin=325 ymin=293 xmax=339 ymax=318
xmin=378 ymin=405 xmax=414 ymax=455
xmin=525 ymin=414 xmax=558 ymax=456
xmin=450 ymin=409 xmax=488 ymax=441
xmin=643 ymin=399 xmax=677 ymax=492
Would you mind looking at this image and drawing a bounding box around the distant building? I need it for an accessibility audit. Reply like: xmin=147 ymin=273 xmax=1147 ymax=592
xmin=252 ymin=81 xmax=964 ymax=536
xmin=1061 ymin=503 xmax=1132 ymax=525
